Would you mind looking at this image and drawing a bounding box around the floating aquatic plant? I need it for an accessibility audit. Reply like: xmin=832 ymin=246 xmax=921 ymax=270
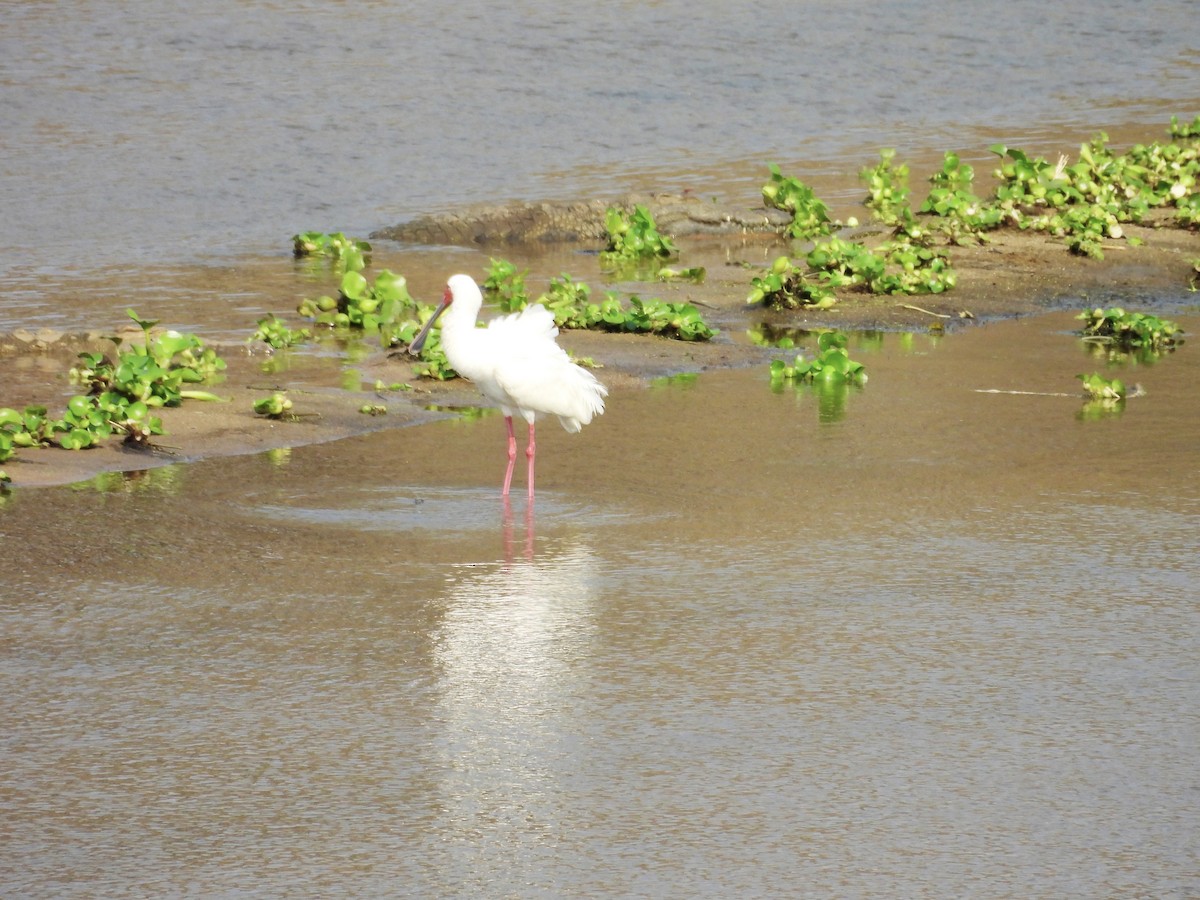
xmin=656 ymin=265 xmax=707 ymax=283
xmin=253 ymin=391 xmax=294 ymax=419
xmin=762 ymin=163 xmax=838 ymax=239
xmin=769 ymin=331 xmax=867 ymax=385
xmin=861 ymin=148 xmax=910 ymax=226
xmin=477 ymin=267 xmax=717 ymax=341
xmin=299 ymin=268 xmax=417 ymax=332
xmin=748 ymin=233 xmax=956 ymax=309
xmin=747 ymin=255 xmax=836 ymax=310
xmin=292 ymin=231 xmax=370 ymax=272
xmin=602 ymin=205 xmax=677 ymax=262
xmin=484 ymin=257 xmax=530 ymax=312
xmin=251 ymin=313 xmax=311 ymax=350
xmin=1076 ymin=307 xmax=1184 ymax=351
xmin=0 ymin=310 xmax=221 ymax=465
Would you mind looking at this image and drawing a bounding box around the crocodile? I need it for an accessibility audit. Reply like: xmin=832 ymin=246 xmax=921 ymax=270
xmin=371 ymin=192 xmax=792 ymax=246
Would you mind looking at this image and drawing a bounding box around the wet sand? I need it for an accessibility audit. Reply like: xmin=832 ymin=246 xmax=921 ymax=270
xmin=3 ymin=213 xmax=1197 ymax=490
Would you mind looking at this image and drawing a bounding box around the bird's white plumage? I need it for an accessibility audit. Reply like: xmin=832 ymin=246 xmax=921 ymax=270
xmin=407 ymin=273 xmax=607 ymax=496
xmin=436 ymin=274 xmax=607 ymax=431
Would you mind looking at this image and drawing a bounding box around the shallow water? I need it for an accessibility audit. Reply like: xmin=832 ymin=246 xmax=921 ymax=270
xmin=3 ymin=312 xmax=1198 ymax=896
xmin=3 ymin=0 xmax=1199 ymax=285
xmin=3 ymin=2 xmax=1200 ymax=893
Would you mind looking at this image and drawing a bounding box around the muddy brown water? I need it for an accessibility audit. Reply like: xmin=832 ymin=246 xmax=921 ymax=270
xmin=4 ymin=1 xmax=1200 ymax=894
xmin=3 ymin=311 xmax=1198 ymax=896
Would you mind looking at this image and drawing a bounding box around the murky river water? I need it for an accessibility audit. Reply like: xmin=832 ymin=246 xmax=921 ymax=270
xmin=3 ymin=1 xmax=1200 ymax=895
xmin=3 ymin=312 xmax=1199 ymax=896
xmin=3 ymin=0 xmax=1200 ymax=286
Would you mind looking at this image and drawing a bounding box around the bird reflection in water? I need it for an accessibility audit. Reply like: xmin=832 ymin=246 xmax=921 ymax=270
xmin=502 ymin=495 xmax=536 ymax=564
xmin=428 ymin=524 xmax=601 ymax=852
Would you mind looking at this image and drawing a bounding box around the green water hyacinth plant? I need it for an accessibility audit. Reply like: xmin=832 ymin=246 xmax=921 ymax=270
xmin=602 ymin=205 xmax=677 ymax=262
xmin=749 ymin=232 xmax=957 ymax=309
xmin=386 ymin=310 xmax=457 ymax=380
xmin=875 ymin=240 xmax=957 ymax=294
xmin=762 ymin=163 xmax=837 ymax=239
xmin=769 ymin=331 xmax=867 ymax=386
xmin=0 ymin=391 xmax=165 ymax=456
xmin=983 ymin=124 xmax=1200 ymax=256
xmin=0 ymin=310 xmax=225 ymax=463
xmin=1169 ymin=114 xmax=1200 ymax=139
xmin=292 ymin=231 xmax=370 ymax=272
xmin=484 ymin=257 xmax=530 ymax=311
xmin=747 ymin=255 xmax=837 ymax=310
xmin=806 ymin=237 xmax=887 ymax=289
xmin=487 ymin=270 xmax=718 ymax=341
xmin=251 ymin=313 xmax=311 ymax=350
xmin=1076 ymin=307 xmax=1184 ymax=351
xmin=861 ymin=148 xmax=910 ymax=225
xmin=919 ymin=151 xmax=1004 ymax=244
xmin=769 ymin=331 xmax=866 ymax=424
xmin=70 ymin=309 xmax=226 ymax=407
xmin=253 ymin=391 xmax=294 ymax=419
xmin=298 ymin=268 xmax=417 ymax=332
xmin=538 ymin=275 xmax=600 ymax=328
xmin=622 ymin=297 xmax=715 ymax=341
xmin=0 ymin=406 xmax=52 ymax=458
xmin=656 ymin=265 xmax=706 ymax=283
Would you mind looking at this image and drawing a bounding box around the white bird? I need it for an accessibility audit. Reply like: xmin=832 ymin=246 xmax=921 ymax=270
xmin=409 ymin=274 xmax=607 ymax=499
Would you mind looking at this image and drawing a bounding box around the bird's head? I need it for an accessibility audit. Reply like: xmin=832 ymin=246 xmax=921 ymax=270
xmin=408 ymin=274 xmax=476 ymax=355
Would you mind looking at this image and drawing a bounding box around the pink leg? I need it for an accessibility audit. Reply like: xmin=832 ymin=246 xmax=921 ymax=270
xmin=501 ymin=416 xmax=517 ymax=497
xmin=526 ymin=422 xmax=536 ymax=501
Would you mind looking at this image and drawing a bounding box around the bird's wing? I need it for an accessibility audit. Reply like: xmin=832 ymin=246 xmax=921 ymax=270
xmin=486 ymin=303 xmax=558 ymax=342
xmin=494 ymin=347 xmax=607 ymax=431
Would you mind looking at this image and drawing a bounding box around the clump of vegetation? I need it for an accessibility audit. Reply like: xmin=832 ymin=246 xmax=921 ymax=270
xmin=1076 ymin=307 xmax=1184 ymax=351
xmin=1170 ymin=114 xmax=1200 ymax=139
xmin=621 ymin=296 xmax=716 ymax=341
xmin=602 ymin=205 xmax=677 ymax=262
xmin=291 ymin=231 xmax=370 ymax=272
xmin=0 ymin=406 xmax=53 ymax=458
xmin=805 ymin=237 xmax=887 ymax=289
xmin=482 ymin=263 xmax=717 ymax=341
xmin=250 ymin=314 xmax=311 ymax=350
xmin=769 ymin=331 xmax=867 ymax=386
xmin=484 ymin=257 xmax=530 ymax=310
xmin=747 ymin=255 xmax=836 ymax=310
xmin=987 ymin=125 xmax=1200 ymax=258
xmin=755 ymin=117 xmax=1198 ymax=311
xmin=253 ymin=391 xmax=294 ymax=419
xmin=762 ymin=163 xmax=839 ymax=239
xmin=656 ymin=265 xmax=707 ymax=283
xmin=748 ymin=231 xmax=956 ymax=309
xmin=536 ymin=274 xmax=597 ymax=328
xmin=861 ymin=148 xmax=910 ymax=225
xmin=768 ymin=331 xmax=867 ymax=423
xmin=1077 ymin=372 xmax=1127 ymax=402
xmin=875 ymin=237 xmax=957 ymax=295
xmin=1076 ymin=372 xmax=1134 ymax=419
xmin=919 ymin=152 xmax=1004 ymax=244
xmin=298 ymin=268 xmax=417 ymax=332
xmin=70 ymin=309 xmax=226 ymax=407
xmin=1 ymin=309 xmax=224 ymax=467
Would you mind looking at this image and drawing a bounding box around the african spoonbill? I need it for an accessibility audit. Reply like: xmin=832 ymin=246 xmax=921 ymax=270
xmin=409 ymin=274 xmax=607 ymax=499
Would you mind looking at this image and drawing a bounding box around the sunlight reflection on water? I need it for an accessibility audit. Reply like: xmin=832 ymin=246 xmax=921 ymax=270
xmin=3 ymin=317 xmax=1199 ymax=895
